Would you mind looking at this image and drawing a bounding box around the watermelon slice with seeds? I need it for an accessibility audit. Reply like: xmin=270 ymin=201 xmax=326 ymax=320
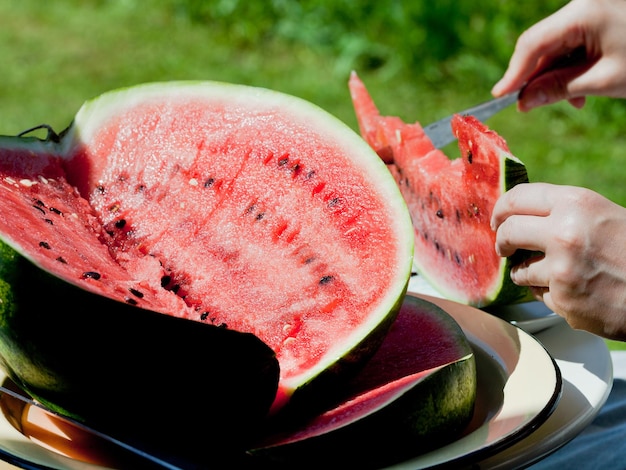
xmin=349 ymin=72 xmax=533 ymax=307
xmin=0 ymin=81 xmax=414 ymax=460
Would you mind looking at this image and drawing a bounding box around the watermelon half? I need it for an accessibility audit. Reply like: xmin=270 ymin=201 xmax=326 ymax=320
xmin=0 ymin=81 xmax=414 ymax=458
xmin=349 ymin=72 xmax=533 ymax=307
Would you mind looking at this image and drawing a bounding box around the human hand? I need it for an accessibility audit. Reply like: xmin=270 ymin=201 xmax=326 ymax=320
xmin=492 ymin=0 xmax=626 ymax=111
xmin=491 ymin=182 xmax=626 ymax=340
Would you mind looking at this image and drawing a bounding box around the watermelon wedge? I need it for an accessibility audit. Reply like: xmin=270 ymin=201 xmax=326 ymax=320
xmin=349 ymin=72 xmax=532 ymax=307
xmin=250 ymin=294 xmax=476 ymax=468
xmin=0 ymin=81 xmax=414 ymax=458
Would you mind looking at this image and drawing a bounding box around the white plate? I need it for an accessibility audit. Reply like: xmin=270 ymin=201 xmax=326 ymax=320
xmin=0 ymin=293 xmax=562 ymax=470
xmin=382 ymin=294 xmax=562 ymax=469
xmin=408 ymin=272 xmax=565 ymax=334
xmin=485 ymin=301 xmax=564 ymax=334
xmin=476 ymin=320 xmax=613 ymax=468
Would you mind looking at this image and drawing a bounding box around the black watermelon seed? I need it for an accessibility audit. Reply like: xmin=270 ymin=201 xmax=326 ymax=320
xmin=204 ymin=178 xmax=215 ymax=188
xmin=49 ymin=207 xmax=63 ymax=216
xmin=255 ymin=212 xmax=265 ymax=221
xmin=200 ymin=312 xmax=209 ymax=321
xmin=38 ymin=241 xmax=51 ymax=249
xmin=56 ymin=256 xmax=67 ymax=264
xmin=436 ymin=209 xmax=444 ymax=219
xmin=129 ymin=288 xmax=144 ymax=298
xmin=32 ymin=205 xmax=46 ymax=215
xmin=125 ymin=298 xmax=138 ymax=306
xmin=44 ymin=219 xmax=54 ymax=225
xmin=319 ymin=275 xmax=334 ymax=285
xmin=328 ymin=197 xmax=341 ymax=208
xmin=160 ymin=275 xmax=171 ymax=287
xmin=115 ymin=219 xmax=127 ymax=229
xmin=82 ymin=271 xmax=101 ymax=280
xmin=33 ymin=199 xmax=45 ymax=207
xmin=467 ymin=150 xmax=473 ymax=164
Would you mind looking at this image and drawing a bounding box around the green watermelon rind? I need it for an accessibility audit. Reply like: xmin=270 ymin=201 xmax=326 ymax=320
xmin=280 ymin=279 xmax=408 ymax=418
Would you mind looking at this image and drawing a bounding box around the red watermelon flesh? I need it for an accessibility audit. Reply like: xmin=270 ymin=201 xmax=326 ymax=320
xmin=0 ymin=82 xmax=414 ymax=415
xmin=349 ymin=72 xmax=531 ymax=307
xmin=0 ymin=144 xmax=188 ymax=316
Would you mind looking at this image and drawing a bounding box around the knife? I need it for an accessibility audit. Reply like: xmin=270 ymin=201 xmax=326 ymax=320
xmin=423 ymin=91 xmax=519 ymax=148
xmin=0 ymin=384 xmax=184 ymax=469
xmin=424 ymin=45 xmax=588 ymax=149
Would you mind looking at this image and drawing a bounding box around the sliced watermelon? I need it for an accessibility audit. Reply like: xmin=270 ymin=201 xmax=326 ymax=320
xmin=349 ymin=72 xmax=532 ymax=307
xmin=0 ymin=81 xmax=414 ymax=457
xmin=250 ymin=293 xmax=476 ymax=468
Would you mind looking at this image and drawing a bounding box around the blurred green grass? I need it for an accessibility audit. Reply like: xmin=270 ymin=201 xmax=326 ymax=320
xmin=2 ymin=0 xmax=625 ymax=348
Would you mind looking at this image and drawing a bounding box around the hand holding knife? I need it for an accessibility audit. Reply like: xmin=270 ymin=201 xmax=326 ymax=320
xmin=426 ymin=46 xmax=588 ymax=148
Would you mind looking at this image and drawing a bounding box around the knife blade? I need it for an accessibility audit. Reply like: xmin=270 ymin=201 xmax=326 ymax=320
xmin=0 ymin=384 xmax=184 ymax=469
xmin=424 ymin=45 xmax=588 ymax=149
xmin=423 ymin=91 xmax=519 ymax=149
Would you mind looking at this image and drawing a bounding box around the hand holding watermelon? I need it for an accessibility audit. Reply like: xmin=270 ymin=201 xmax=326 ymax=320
xmin=492 ymin=182 xmax=626 ymax=340
xmin=491 ymin=0 xmax=626 ymax=111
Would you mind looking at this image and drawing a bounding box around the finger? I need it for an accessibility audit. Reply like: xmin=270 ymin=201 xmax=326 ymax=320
xmin=518 ymin=63 xmax=592 ymax=111
xmin=568 ymin=96 xmax=586 ymax=109
xmin=510 ymin=254 xmax=549 ymax=287
xmin=530 ymin=286 xmax=549 ymax=303
xmin=492 ymin=42 xmax=569 ymax=97
xmin=495 ymin=214 xmax=548 ymax=257
xmin=520 ymin=55 xmax=626 ymax=110
xmin=536 ymin=290 xmax=606 ymax=337
xmin=491 ymin=182 xmax=554 ymax=230
xmin=566 ymin=57 xmax=626 ymax=99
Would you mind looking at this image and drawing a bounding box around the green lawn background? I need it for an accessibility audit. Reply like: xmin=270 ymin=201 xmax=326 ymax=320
xmin=2 ymin=0 xmax=625 ymax=348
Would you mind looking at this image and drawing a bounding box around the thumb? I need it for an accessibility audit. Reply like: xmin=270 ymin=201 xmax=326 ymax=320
xmin=518 ymin=62 xmax=590 ymax=111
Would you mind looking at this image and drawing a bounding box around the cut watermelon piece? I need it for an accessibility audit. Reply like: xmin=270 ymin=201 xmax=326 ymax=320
xmin=349 ymin=72 xmax=532 ymax=307
xmin=0 ymin=81 xmax=414 ymax=458
xmin=250 ymin=293 xmax=476 ymax=468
